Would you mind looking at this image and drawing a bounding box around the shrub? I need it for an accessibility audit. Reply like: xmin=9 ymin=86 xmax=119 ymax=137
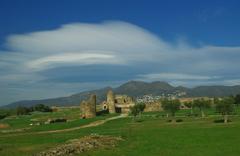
xmin=54 ymin=118 xmax=67 ymax=123
xmin=214 ymin=119 xmax=232 ymax=123
xmin=161 ymin=99 xmax=181 ymax=117
xmin=215 ymin=97 xmax=234 ymax=123
xmin=96 ymin=109 xmax=109 ymax=116
xmin=33 ymin=104 xmax=52 ymax=112
xmin=0 ymin=114 xmax=7 ymax=120
xmin=16 ymin=106 xmax=31 ymax=115
xmin=167 ymin=119 xmax=183 ymax=122
xmin=176 ymin=119 xmax=183 ymax=122
xmin=47 ymin=118 xmax=67 ymax=124
xmin=130 ymin=103 xmax=146 ymax=118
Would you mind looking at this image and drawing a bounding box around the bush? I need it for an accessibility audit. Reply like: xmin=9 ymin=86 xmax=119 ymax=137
xmin=176 ymin=119 xmax=183 ymax=122
xmin=167 ymin=119 xmax=183 ymax=122
xmin=96 ymin=109 xmax=109 ymax=116
xmin=54 ymin=118 xmax=67 ymax=123
xmin=0 ymin=114 xmax=7 ymax=120
xmin=214 ymin=119 xmax=232 ymax=123
xmin=0 ymin=110 xmax=10 ymax=120
xmin=16 ymin=106 xmax=31 ymax=115
xmin=47 ymin=118 xmax=67 ymax=124
xmin=130 ymin=103 xmax=146 ymax=118
xmin=32 ymin=104 xmax=52 ymax=112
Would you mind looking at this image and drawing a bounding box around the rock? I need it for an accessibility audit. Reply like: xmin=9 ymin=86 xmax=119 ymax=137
xmin=34 ymin=134 xmax=123 ymax=156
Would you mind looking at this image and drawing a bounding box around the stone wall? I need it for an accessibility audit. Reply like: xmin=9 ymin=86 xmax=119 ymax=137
xmin=107 ymin=90 xmax=116 ymax=114
xmin=144 ymin=102 xmax=162 ymax=112
xmin=80 ymin=94 xmax=96 ymax=118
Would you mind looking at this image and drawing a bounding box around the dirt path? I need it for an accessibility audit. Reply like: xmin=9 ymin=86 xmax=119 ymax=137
xmin=0 ymin=114 xmax=127 ymax=137
xmin=37 ymin=114 xmax=127 ymax=134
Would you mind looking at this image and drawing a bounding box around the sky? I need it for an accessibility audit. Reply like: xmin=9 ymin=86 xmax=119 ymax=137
xmin=0 ymin=0 xmax=240 ymax=105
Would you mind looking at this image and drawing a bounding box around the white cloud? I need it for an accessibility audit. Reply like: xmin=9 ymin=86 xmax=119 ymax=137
xmin=26 ymin=52 xmax=123 ymax=70
xmin=2 ymin=21 xmax=240 ymax=73
xmin=138 ymin=73 xmax=220 ymax=81
xmin=1 ymin=20 xmax=240 ymax=104
xmin=6 ymin=21 xmax=168 ymax=70
xmin=222 ymin=79 xmax=240 ymax=86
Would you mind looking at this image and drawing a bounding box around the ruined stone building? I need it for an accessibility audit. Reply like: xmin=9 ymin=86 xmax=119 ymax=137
xmin=144 ymin=102 xmax=162 ymax=112
xmin=101 ymin=90 xmax=135 ymax=114
xmin=80 ymin=94 xmax=96 ymax=118
xmin=106 ymin=90 xmax=116 ymax=114
xmin=79 ymin=92 xmax=215 ymax=118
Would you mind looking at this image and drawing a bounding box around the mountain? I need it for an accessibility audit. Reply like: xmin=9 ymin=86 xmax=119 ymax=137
xmin=3 ymin=87 xmax=112 ymax=108
xmin=3 ymin=81 xmax=240 ymax=108
xmin=113 ymin=81 xmax=180 ymax=97
xmin=188 ymin=85 xmax=240 ymax=97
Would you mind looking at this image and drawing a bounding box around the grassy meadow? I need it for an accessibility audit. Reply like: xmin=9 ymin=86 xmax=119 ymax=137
xmin=0 ymin=107 xmax=240 ymax=156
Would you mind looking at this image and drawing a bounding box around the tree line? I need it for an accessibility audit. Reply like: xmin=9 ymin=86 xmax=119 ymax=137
xmin=16 ymin=104 xmax=53 ymax=115
xmin=162 ymin=96 xmax=238 ymax=123
xmin=0 ymin=104 xmax=53 ymax=119
xmin=130 ymin=94 xmax=240 ymax=123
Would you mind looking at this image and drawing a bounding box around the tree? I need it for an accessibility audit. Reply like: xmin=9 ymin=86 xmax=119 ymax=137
xmin=216 ymin=97 xmax=234 ymax=123
xmin=193 ymin=98 xmax=211 ymax=118
xmin=16 ymin=106 xmax=31 ymax=115
xmin=0 ymin=109 xmax=10 ymax=120
xmin=130 ymin=105 xmax=139 ymax=120
xmin=130 ymin=103 xmax=146 ymax=121
xmin=161 ymin=99 xmax=181 ymax=122
xmin=213 ymin=97 xmax=220 ymax=106
xmin=234 ymin=94 xmax=240 ymax=106
xmin=33 ymin=104 xmax=52 ymax=112
xmin=184 ymin=101 xmax=194 ymax=115
xmin=137 ymin=102 xmax=146 ymax=117
xmin=161 ymin=99 xmax=170 ymax=117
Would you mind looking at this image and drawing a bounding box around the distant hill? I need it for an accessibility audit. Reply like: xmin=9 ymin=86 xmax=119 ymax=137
xmin=3 ymin=81 xmax=240 ymax=108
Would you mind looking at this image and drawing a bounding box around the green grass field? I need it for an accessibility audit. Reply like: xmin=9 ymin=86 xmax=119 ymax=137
xmin=1 ymin=107 xmax=240 ymax=156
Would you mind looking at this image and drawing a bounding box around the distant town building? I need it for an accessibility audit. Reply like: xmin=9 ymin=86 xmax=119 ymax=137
xmin=136 ymin=91 xmax=187 ymax=103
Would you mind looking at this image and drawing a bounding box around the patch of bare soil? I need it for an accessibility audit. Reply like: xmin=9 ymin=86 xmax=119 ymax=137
xmin=0 ymin=123 xmax=9 ymax=129
xmin=34 ymin=134 xmax=123 ymax=156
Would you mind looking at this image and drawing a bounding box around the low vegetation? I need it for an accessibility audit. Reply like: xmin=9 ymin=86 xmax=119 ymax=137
xmin=16 ymin=104 xmax=53 ymax=116
xmin=0 ymin=94 xmax=240 ymax=155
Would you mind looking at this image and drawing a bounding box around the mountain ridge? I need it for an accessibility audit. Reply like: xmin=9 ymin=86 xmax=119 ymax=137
xmin=3 ymin=81 xmax=240 ymax=108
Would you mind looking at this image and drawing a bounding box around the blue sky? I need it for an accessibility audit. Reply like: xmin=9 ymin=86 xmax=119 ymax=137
xmin=0 ymin=0 xmax=240 ymax=105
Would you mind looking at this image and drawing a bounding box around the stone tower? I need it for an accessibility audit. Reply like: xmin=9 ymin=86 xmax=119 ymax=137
xmin=80 ymin=94 xmax=96 ymax=118
xmin=107 ymin=90 xmax=116 ymax=113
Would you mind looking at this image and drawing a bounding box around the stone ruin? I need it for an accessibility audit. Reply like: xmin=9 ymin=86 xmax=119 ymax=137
xmin=79 ymin=91 xmax=170 ymax=118
xmin=144 ymin=102 xmax=162 ymax=112
xmin=79 ymin=91 xmax=211 ymax=119
xmin=80 ymin=94 xmax=96 ymax=119
xmin=101 ymin=90 xmax=135 ymax=114
xmin=107 ymin=90 xmax=116 ymax=114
